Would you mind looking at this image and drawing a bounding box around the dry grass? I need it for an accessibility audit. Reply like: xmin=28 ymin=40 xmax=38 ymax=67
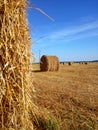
xmin=33 ymin=63 xmax=98 ymax=130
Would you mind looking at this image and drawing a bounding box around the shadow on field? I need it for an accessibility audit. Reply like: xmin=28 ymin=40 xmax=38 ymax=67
xmin=32 ymin=70 xmax=48 ymax=73
xmin=32 ymin=70 xmax=41 ymax=73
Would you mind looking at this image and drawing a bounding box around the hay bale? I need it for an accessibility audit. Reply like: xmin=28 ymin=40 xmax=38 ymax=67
xmin=68 ymin=62 xmax=73 ymax=65
xmin=0 ymin=0 xmax=35 ymax=129
xmin=84 ymin=62 xmax=88 ymax=65
xmin=62 ymin=62 xmax=65 ymax=65
xmin=60 ymin=62 xmax=65 ymax=65
xmin=40 ymin=55 xmax=59 ymax=71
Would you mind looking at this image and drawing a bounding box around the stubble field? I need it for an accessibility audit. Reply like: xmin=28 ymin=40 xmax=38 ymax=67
xmin=32 ymin=63 xmax=98 ymax=130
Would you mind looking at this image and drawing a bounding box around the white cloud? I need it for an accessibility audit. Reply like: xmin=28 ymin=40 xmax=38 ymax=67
xmin=49 ymin=21 xmax=98 ymax=40
xmin=32 ymin=20 xmax=98 ymax=49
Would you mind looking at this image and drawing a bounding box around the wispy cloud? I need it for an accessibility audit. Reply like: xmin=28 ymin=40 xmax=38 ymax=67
xmin=32 ymin=20 xmax=98 ymax=49
xmin=49 ymin=21 xmax=98 ymax=40
xmin=61 ymin=31 xmax=98 ymax=42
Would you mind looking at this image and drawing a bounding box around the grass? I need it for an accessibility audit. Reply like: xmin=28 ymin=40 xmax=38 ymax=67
xmin=32 ymin=63 xmax=98 ymax=130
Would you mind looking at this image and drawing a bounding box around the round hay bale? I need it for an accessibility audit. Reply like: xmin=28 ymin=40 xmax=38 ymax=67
xmin=84 ymin=62 xmax=88 ymax=65
xmin=68 ymin=62 xmax=73 ymax=65
xmin=79 ymin=62 xmax=82 ymax=64
xmin=62 ymin=62 xmax=65 ymax=65
xmin=40 ymin=55 xmax=59 ymax=71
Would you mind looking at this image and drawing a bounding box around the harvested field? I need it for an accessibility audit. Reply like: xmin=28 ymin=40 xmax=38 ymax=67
xmin=33 ymin=63 xmax=98 ymax=130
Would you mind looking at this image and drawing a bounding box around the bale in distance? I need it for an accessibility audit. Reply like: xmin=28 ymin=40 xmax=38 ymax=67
xmin=84 ymin=62 xmax=88 ymax=65
xmin=81 ymin=62 xmax=84 ymax=64
xmin=60 ymin=62 xmax=66 ymax=65
xmin=68 ymin=62 xmax=73 ymax=66
xmin=80 ymin=62 xmax=88 ymax=65
xmin=40 ymin=55 xmax=59 ymax=71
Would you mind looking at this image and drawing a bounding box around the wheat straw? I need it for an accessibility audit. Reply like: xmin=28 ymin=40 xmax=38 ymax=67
xmin=0 ymin=0 xmax=34 ymax=129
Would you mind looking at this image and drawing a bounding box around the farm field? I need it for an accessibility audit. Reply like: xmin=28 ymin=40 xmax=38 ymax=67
xmin=32 ymin=63 xmax=98 ymax=130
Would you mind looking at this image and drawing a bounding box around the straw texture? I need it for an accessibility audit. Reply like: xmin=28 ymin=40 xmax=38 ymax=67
xmin=40 ymin=55 xmax=59 ymax=71
xmin=0 ymin=0 xmax=35 ymax=129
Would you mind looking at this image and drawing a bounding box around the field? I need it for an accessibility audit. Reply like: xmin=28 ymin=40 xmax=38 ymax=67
xmin=32 ymin=63 xmax=98 ymax=130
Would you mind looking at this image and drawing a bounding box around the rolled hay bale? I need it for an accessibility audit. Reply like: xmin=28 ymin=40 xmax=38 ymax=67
xmin=84 ymin=62 xmax=88 ymax=65
xmin=68 ymin=62 xmax=73 ymax=66
xmin=40 ymin=55 xmax=59 ymax=71
xmin=0 ymin=0 xmax=36 ymax=129
xmin=60 ymin=62 xmax=64 ymax=65
xmin=62 ymin=62 xmax=66 ymax=65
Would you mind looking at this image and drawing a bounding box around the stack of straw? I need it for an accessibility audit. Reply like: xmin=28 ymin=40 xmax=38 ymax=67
xmin=0 ymin=0 xmax=35 ymax=129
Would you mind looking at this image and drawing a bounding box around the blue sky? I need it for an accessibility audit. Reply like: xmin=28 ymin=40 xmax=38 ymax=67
xmin=28 ymin=0 xmax=98 ymax=62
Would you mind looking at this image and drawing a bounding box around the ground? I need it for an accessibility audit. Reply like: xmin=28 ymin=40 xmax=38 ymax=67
xmin=32 ymin=63 xmax=98 ymax=130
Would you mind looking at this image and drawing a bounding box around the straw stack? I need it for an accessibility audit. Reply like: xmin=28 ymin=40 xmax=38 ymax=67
xmin=0 ymin=0 xmax=35 ymax=129
xmin=40 ymin=55 xmax=59 ymax=71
